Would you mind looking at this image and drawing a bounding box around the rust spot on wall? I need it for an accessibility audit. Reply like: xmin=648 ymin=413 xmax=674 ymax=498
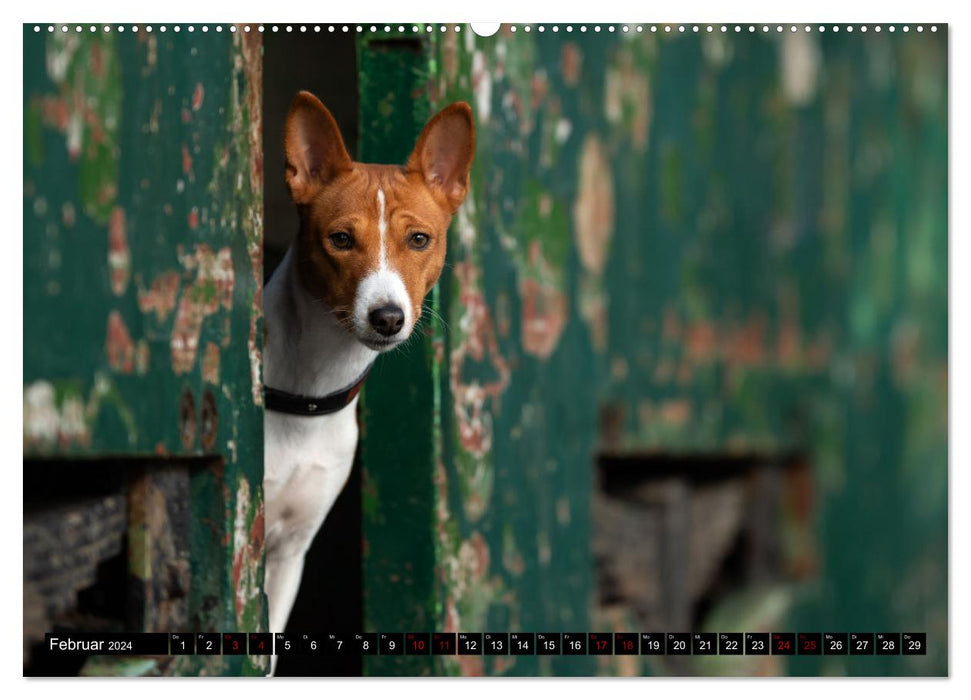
xmin=181 ymin=144 xmax=194 ymax=180
xmin=441 ymin=530 xmax=496 ymax=637
xmin=610 ymin=357 xmax=629 ymax=381
xmin=170 ymin=245 xmax=234 ymax=375
xmin=451 ymin=261 xmax=511 ymax=458
xmin=139 ymin=34 xmax=158 ymax=73
xmin=202 ymin=342 xmax=221 ymax=385
xmin=502 ymin=526 xmax=526 ymax=576
xmin=574 ymin=135 xmax=615 ymax=352
xmin=200 ymin=390 xmax=218 ymax=450
xmin=432 ymin=337 xmax=445 ymax=365
xmin=61 ymin=202 xmax=76 ymax=228
xmin=658 ymin=399 xmax=692 ymax=427
xmin=137 ymin=271 xmax=181 ymax=323
xmin=725 ymin=314 xmax=768 ymax=367
xmin=106 ymin=310 xmax=135 ymax=373
xmin=685 ymin=320 xmax=718 ymax=362
xmin=469 ymin=532 xmax=490 ymax=577
xmin=574 ymin=136 xmax=615 ymax=275
xmin=38 ymin=95 xmax=69 ymax=134
xmin=520 ymin=241 xmax=569 ymax=359
xmin=191 ymin=83 xmax=205 ymax=111
xmin=561 ymin=43 xmax=582 ymax=86
xmin=88 ymin=41 xmax=104 ymax=77
xmin=108 ymin=206 xmax=130 ymax=296
xmin=530 ymin=71 xmax=549 ymax=112
xmin=668 ymin=303 xmax=832 ymax=380
xmin=605 ymin=49 xmax=652 ymax=151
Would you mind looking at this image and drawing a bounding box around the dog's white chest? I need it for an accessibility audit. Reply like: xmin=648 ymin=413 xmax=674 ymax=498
xmin=263 ymin=404 xmax=359 ymax=560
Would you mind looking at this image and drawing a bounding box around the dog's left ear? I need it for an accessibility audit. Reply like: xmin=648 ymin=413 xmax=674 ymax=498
xmin=406 ymin=102 xmax=475 ymax=213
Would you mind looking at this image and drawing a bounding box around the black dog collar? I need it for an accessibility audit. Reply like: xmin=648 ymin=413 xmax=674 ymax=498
xmin=264 ymin=363 xmax=374 ymax=416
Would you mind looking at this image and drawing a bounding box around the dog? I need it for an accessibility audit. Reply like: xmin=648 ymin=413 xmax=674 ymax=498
xmin=261 ymin=91 xmax=474 ymax=670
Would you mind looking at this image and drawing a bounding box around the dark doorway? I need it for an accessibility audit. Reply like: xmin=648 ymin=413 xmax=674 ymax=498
xmin=594 ymin=451 xmax=814 ymax=673
xmin=24 ymin=457 xmax=208 ymax=676
xmin=262 ymin=31 xmax=361 ymax=280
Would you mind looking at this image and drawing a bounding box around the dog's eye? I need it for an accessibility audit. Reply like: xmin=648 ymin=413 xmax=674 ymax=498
xmin=328 ymin=231 xmax=353 ymax=250
xmin=408 ymin=232 xmax=431 ymax=250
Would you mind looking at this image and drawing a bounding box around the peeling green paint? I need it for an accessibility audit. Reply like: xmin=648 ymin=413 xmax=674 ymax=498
xmin=40 ymin=31 xmax=123 ymax=224
xmin=24 ymin=25 xmax=266 ymax=676
xmin=357 ymin=25 xmax=946 ymax=678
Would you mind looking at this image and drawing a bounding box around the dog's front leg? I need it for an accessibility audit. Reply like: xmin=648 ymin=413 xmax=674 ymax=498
xmin=262 ymin=418 xmax=359 ymax=675
xmin=264 ymin=552 xmax=307 ymax=676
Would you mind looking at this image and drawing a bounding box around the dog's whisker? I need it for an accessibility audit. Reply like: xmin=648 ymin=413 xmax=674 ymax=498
xmin=421 ymin=303 xmax=451 ymax=333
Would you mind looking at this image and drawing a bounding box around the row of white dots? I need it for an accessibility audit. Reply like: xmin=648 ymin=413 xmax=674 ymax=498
xmin=509 ymin=24 xmax=938 ymax=34
xmin=32 ymin=25 xmax=462 ymax=34
xmin=33 ymin=24 xmax=939 ymax=34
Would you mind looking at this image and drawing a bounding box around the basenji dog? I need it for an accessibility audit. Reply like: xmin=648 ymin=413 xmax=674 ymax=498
xmin=261 ymin=91 xmax=474 ymax=672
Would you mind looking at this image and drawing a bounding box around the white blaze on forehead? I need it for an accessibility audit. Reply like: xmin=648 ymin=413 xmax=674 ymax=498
xmin=377 ymin=188 xmax=388 ymax=269
xmin=352 ymin=187 xmax=411 ymax=340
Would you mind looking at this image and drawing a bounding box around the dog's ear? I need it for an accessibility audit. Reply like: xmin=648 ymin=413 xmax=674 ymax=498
xmin=406 ymin=102 xmax=475 ymax=213
xmin=284 ymin=91 xmax=352 ymax=204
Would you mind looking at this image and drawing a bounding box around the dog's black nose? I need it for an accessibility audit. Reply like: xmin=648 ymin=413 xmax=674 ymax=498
xmin=368 ymin=305 xmax=405 ymax=337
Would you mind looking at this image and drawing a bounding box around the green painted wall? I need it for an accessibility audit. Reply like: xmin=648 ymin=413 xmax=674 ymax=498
xmin=23 ymin=25 xmax=267 ymax=675
xmin=358 ymin=25 xmax=947 ymax=677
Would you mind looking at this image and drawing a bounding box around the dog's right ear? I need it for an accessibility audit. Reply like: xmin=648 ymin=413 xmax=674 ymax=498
xmin=284 ymin=91 xmax=352 ymax=204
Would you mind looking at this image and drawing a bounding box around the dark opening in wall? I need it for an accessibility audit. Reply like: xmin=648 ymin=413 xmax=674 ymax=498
xmin=23 ymin=458 xmax=210 ymax=676
xmin=594 ymin=451 xmax=813 ymax=671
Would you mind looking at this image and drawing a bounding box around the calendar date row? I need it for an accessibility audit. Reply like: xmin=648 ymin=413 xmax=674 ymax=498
xmin=49 ymin=632 xmax=926 ymax=657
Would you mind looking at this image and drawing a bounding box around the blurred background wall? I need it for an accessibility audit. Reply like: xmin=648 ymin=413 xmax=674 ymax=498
xmin=355 ymin=25 xmax=947 ymax=676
